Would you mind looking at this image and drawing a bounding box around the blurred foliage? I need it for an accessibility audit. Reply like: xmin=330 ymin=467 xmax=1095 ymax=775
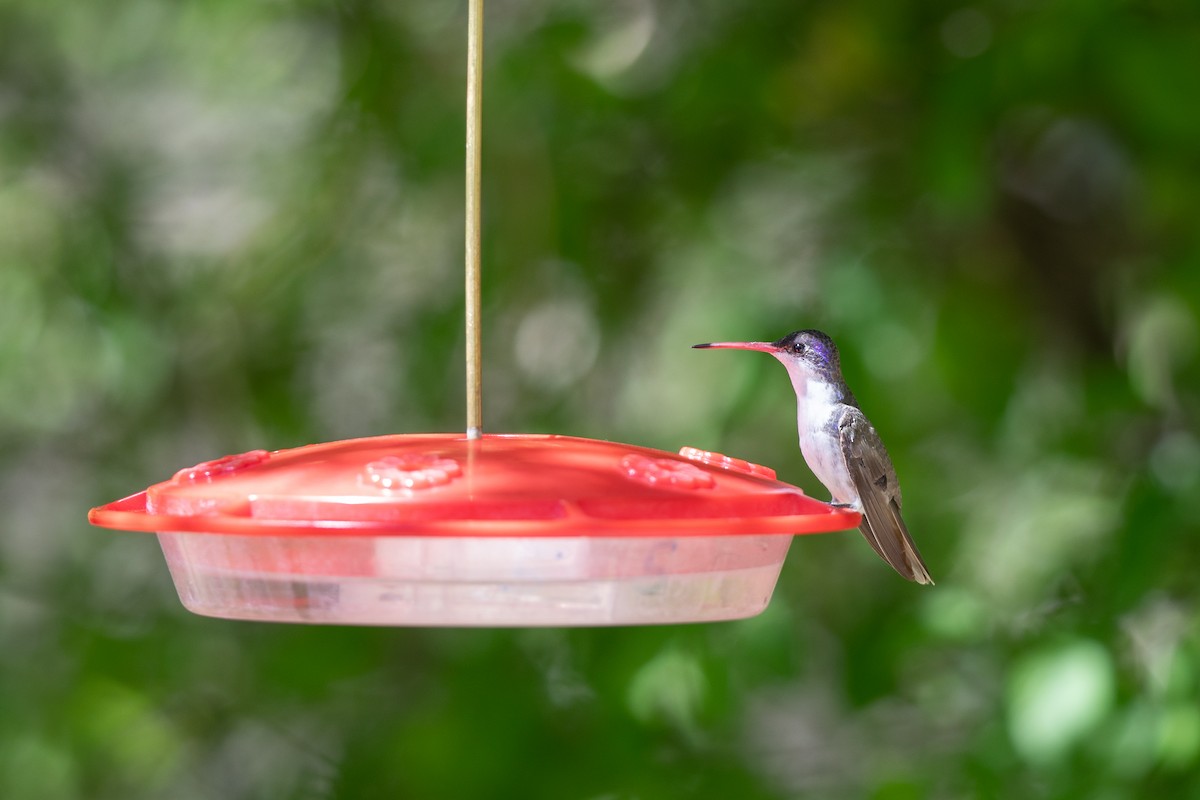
xmin=2 ymin=0 xmax=1199 ymax=797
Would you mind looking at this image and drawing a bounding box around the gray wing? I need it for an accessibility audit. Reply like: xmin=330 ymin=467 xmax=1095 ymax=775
xmin=838 ymin=407 xmax=933 ymax=585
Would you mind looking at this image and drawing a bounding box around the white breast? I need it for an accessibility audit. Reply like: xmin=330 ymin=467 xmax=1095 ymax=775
xmin=794 ymin=377 xmax=859 ymax=506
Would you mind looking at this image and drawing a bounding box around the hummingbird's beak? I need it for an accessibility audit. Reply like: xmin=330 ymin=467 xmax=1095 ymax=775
xmin=692 ymin=341 xmax=779 ymax=353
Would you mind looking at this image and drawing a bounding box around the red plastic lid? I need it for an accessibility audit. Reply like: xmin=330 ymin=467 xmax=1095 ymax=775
xmin=88 ymin=434 xmax=860 ymax=538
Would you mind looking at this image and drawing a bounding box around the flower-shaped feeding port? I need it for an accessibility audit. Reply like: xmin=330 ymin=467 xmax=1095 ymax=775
xmin=621 ymin=454 xmax=716 ymax=490
xmin=362 ymin=455 xmax=463 ymax=492
xmin=89 ymin=434 xmax=860 ymax=627
xmin=173 ymin=450 xmax=271 ymax=483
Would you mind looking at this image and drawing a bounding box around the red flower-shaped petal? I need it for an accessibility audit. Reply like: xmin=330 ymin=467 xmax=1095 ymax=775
xmin=173 ymin=450 xmax=271 ymax=483
xmin=362 ymin=454 xmax=463 ymax=491
xmin=620 ymin=454 xmax=716 ymax=490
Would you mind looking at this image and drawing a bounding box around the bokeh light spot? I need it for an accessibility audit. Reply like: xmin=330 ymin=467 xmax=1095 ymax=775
xmin=1007 ymin=639 xmax=1115 ymax=764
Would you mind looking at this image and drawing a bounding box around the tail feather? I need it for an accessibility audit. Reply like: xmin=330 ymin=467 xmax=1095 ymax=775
xmin=857 ymin=498 xmax=933 ymax=584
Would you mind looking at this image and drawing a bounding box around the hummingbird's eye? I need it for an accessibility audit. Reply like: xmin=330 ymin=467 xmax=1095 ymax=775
xmin=792 ymin=342 xmax=806 ymax=355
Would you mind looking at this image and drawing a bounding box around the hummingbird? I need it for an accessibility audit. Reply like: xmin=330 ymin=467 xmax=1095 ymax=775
xmin=693 ymin=330 xmax=933 ymax=584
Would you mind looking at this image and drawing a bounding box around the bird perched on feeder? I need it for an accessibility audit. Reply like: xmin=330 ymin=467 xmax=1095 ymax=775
xmin=693 ymin=330 xmax=933 ymax=584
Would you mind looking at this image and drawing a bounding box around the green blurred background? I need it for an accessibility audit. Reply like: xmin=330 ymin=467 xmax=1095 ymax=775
xmin=3 ymin=0 xmax=1199 ymax=797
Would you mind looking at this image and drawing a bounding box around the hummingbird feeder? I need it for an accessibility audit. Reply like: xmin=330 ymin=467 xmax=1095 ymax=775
xmin=87 ymin=1 xmax=861 ymax=626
